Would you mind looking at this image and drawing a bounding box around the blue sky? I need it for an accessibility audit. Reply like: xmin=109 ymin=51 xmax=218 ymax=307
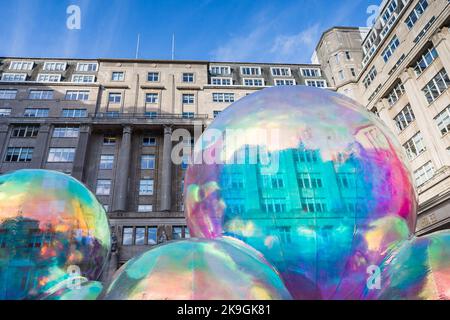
xmin=0 ymin=0 xmax=375 ymax=63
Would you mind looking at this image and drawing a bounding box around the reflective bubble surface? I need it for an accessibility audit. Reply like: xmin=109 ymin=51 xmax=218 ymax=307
xmin=0 ymin=170 xmax=111 ymax=300
xmin=104 ymin=237 xmax=292 ymax=300
xmin=184 ymin=86 xmax=417 ymax=299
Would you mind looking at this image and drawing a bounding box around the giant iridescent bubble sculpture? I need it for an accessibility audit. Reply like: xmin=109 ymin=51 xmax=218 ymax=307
xmin=104 ymin=237 xmax=292 ymax=300
xmin=184 ymin=86 xmax=419 ymax=299
xmin=0 ymin=170 xmax=111 ymax=300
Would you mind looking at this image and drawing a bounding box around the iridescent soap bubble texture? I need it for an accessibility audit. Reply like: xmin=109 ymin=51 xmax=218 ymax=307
xmin=104 ymin=237 xmax=292 ymax=300
xmin=184 ymin=86 xmax=417 ymax=299
xmin=0 ymin=170 xmax=111 ymax=300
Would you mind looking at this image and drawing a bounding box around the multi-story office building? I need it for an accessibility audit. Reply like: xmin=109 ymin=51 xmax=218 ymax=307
xmin=0 ymin=58 xmax=327 ymax=277
xmin=315 ymin=0 xmax=450 ymax=235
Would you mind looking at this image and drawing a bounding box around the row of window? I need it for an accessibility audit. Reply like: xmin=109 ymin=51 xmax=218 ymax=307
xmin=122 ymin=226 xmax=189 ymax=246
xmin=0 ymin=89 xmax=89 ymax=101
xmin=210 ymin=66 xmax=321 ymax=78
xmin=8 ymin=61 xmax=98 ymax=72
xmin=96 ymin=179 xmax=154 ymax=196
xmin=1 ymin=73 xmax=97 ymax=84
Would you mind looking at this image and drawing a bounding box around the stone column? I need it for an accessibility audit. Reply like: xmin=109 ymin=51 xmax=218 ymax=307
xmin=376 ymin=98 xmax=397 ymax=134
xmin=0 ymin=124 xmax=10 ymax=172
xmin=31 ymin=124 xmax=51 ymax=168
xmin=112 ymin=125 xmax=132 ymax=212
xmin=431 ymin=27 xmax=450 ymax=73
xmin=160 ymin=126 xmax=173 ymax=212
xmin=72 ymin=124 xmax=91 ymax=181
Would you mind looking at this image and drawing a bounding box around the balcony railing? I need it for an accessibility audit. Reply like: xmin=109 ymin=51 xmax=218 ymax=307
xmin=92 ymin=112 xmax=209 ymax=120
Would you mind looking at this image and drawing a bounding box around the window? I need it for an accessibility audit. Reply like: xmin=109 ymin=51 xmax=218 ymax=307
xmin=10 ymin=61 xmax=33 ymax=70
xmin=143 ymin=137 xmax=156 ymax=146
xmin=0 ymin=89 xmax=17 ymax=99
xmin=182 ymin=94 xmax=194 ymax=104
xmin=294 ymin=150 xmax=318 ymax=163
xmin=99 ymin=155 xmax=114 ymax=170
xmin=422 ymin=69 xmax=450 ymax=103
xmin=241 ymin=66 xmax=261 ymax=76
xmin=301 ymin=197 xmax=327 ymax=213
xmin=414 ymin=161 xmax=434 ymax=186
xmin=212 ymin=93 xmax=234 ymax=103
xmin=405 ymin=0 xmax=428 ymax=29
xmin=145 ymin=93 xmax=158 ymax=104
xmin=387 ymin=81 xmax=405 ymax=106
xmin=350 ymin=68 xmax=356 ymax=77
xmin=301 ymin=68 xmax=321 ymax=77
xmin=135 ymin=227 xmax=145 ymax=245
xmin=183 ymin=73 xmax=194 ymax=83
xmin=72 ymin=74 xmax=95 ymax=83
xmin=147 ymin=72 xmax=159 ymax=82
xmin=145 ymin=111 xmax=158 ymax=118
xmin=262 ymin=198 xmax=287 ymax=213
xmin=0 ymin=108 xmax=11 ymax=117
xmin=103 ymin=135 xmax=116 ymax=145
xmin=173 ymin=226 xmax=189 ymax=239
xmin=275 ymin=79 xmax=295 ymax=86
xmin=363 ymin=66 xmax=377 ymax=89
xmin=213 ymin=110 xmax=221 ymax=118
xmin=122 ymin=227 xmax=133 ymax=246
xmin=243 ymin=78 xmax=264 ymax=86
xmin=338 ymin=70 xmax=345 ymax=81
xmin=139 ymin=180 xmax=154 ymax=195
xmin=43 ymin=62 xmax=66 ymax=71
xmin=394 ymin=105 xmax=415 ymax=132
xmin=47 ymin=148 xmax=76 ymax=163
xmin=345 ymin=51 xmax=351 ymax=60
xmin=12 ymin=125 xmax=39 ymax=138
xmin=298 ymin=174 xmax=323 ymax=189
xmin=210 ymin=66 xmax=231 ymax=75
xmin=141 ymin=155 xmax=155 ymax=169
xmin=435 ymin=105 xmax=450 ymax=136
xmin=182 ymin=112 xmax=195 ymax=119
xmin=53 ymin=126 xmax=79 ymax=138
xmin=76 ymin=62 xmax=98 ymax=72
xmin=1 ymin=73 xmax=26 ymax=82
xmin=108 ymin=93 xmax=122 ymax=103
xmin=138 ymin=205 xmax=153 ymax=213
xmin=403 ymin=132 xmax=426 ymax=160
xmin=148 ymin=226 xmax=157 ymax=244
xmin=24 ymin=108 xmax=49 ymax=117
xmin=305 ymin=80 xmax=326 ymax=88
xmin=37 ymin=74 xmax=61 ymax=83
xmin=414 ymin=46 xmax=438 ymax=76
xmin=111 ymin=72 xmax=124 ymax=81
xmin=96 ymin=180 xmax=111 ymax=195
xmin=65 ymin=90 xmax=89 ymax=101
xmin=381 ymin=36 xmax=400 ymax=62
xmin=5 ymin=147 xmax=33 ymax=162
xmin=211 ymin=77 xmax=232 ymax=86
xmin=335 ymin=53 xmax=340 ymax=63
xmin=29 ymin=90 xmax=53 ymax=100
xmin=62 ymin=109 xmax=87 ymax=118
xmin=271 ymin=67 xmax=291 ymax=76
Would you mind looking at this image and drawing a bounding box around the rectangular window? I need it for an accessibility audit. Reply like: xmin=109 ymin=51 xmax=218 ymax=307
xmin=12 ymin=125 xmax=39 ymax=138
xmin=338 ymin=70 xmax=345 ymax=80
xmin=29 ymin=90 xmax=53 ymax=100
xmin=422 ymin=69 xmax=450 ymax=103
xmin=65 ymin=90 xmax=89 ymax=101
xmin=414 ymin=161 xmax=434 ymax=186
xmin=298 ymin=173 xmax=323 ymax=189
xmin=210 ymin=66 xmax=231 ymax=75
xmin=275 ymin=79 xmax=296 ymax=86
xmin=43 ymin=62 xmax=66 ymax=71
xmin=143 ymin=137 xmax=156 ymax=146
xmin=172 ymin=226 xmax=183 ymax=240
xmin=111 ymin=72 xmax=124 ymax=81
xmin=139 ymin=179 xmax=154 ymax=195
xmin=10 ymin=61 xmax=33 ymax=70
xmin=76 ymin=63 xmax=98 ymax=72
xmin=435 ymin=105 xmax=450 ymax=136
xmin=387 ymin=81 xmax=405 ymax=106
xmin=62 ymin=109 xmax=87 ymax=118
xmin=350 ymin=68 xmax=356 ymax=77
xmin=37 ymin=74 xmax=61 ymax=83
xmin=182 ymin=73 xmax=194 ymax=83
xmin=103 ymin=135 xmax=116 ymax=145
xmin=213 ymin=110 xmax=221 ymax=118
xmin=24 ymin=108 xmax=49 ymax=117
xmin=294 ymin=150 xmax=318 ymax=163
xmin=47 ymin=148 xmax=76 ymax=163
xmin=147 ymin=72 xmax=159 ymax=82
xmin=182 ymin=112 xmax=195 ymax=119
xmin=243 ymin=78 xmax=264 ymax=86
xmin=72 ymin=74 xmax=95 ymax=83
xmin=301 ymin=197 xmax=327 ymax=213
xmin=0 ymin=89 xmax=17 ymax=99
xmin=145 ymin=93 xmax=158 ymax=104
xmin=108 ymin=92 xmax=122 ymax=103
xmin=96 ymin=180 xmax=111 ymax=195
xmin=305 ymin=80 xmax=326 ymax=88
xmin=138 ymin=205 xmax=153 ymax=213
xmin=394 ymin=104 xmax=415 ymax=131
xmin=241 ymin=66 xmax=261 ymax=76
xmin=122 ymin=227 xmax=133 ymax=246
xmin=403 ymin=132 xmax=426 ymax=160
xmin=262 ymin=198 xmax=287 ymax=213
xmin=52 ymin=126 xmax=80 ymax=138
xmin=141 ymin=155 xmax=155 ymax=169
xmin=301 ymin=68 xmax=321 ymax=77
xmin=405 ymin=0 xmax=428 ymax=29
xmin=212 ymin=93 xmax=235 ymax=103
xmin=345 ymin=51 xmax=351 ymax=60
xmin=382 ymin=36 xmax=400 ymax=62
xmin=99 ymin=155 xmax=114 ymax=170
xmin=4 ymin=147 xmax=33 ymax=162
xmin=271 ymin=67 xmax=291 ymax=77
xmin=363 ymin=66 xmax=377 ymax=89
xmin=0 ymin=108 xmax=11 ymax=117
xmin=1 ymin=73 xmax=26 ymax=82
xmin=147 ymin=226 xmax=157 ymax=244
xmin=211 ymin=77 xmax=232 ymax=86
xmin=135 ymin=227 xmax=145 ymax=245
xmin=414 ymin=46 xmax=438 ymax=76
xmin=182 ymin=94 xmax=195 ymax=104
